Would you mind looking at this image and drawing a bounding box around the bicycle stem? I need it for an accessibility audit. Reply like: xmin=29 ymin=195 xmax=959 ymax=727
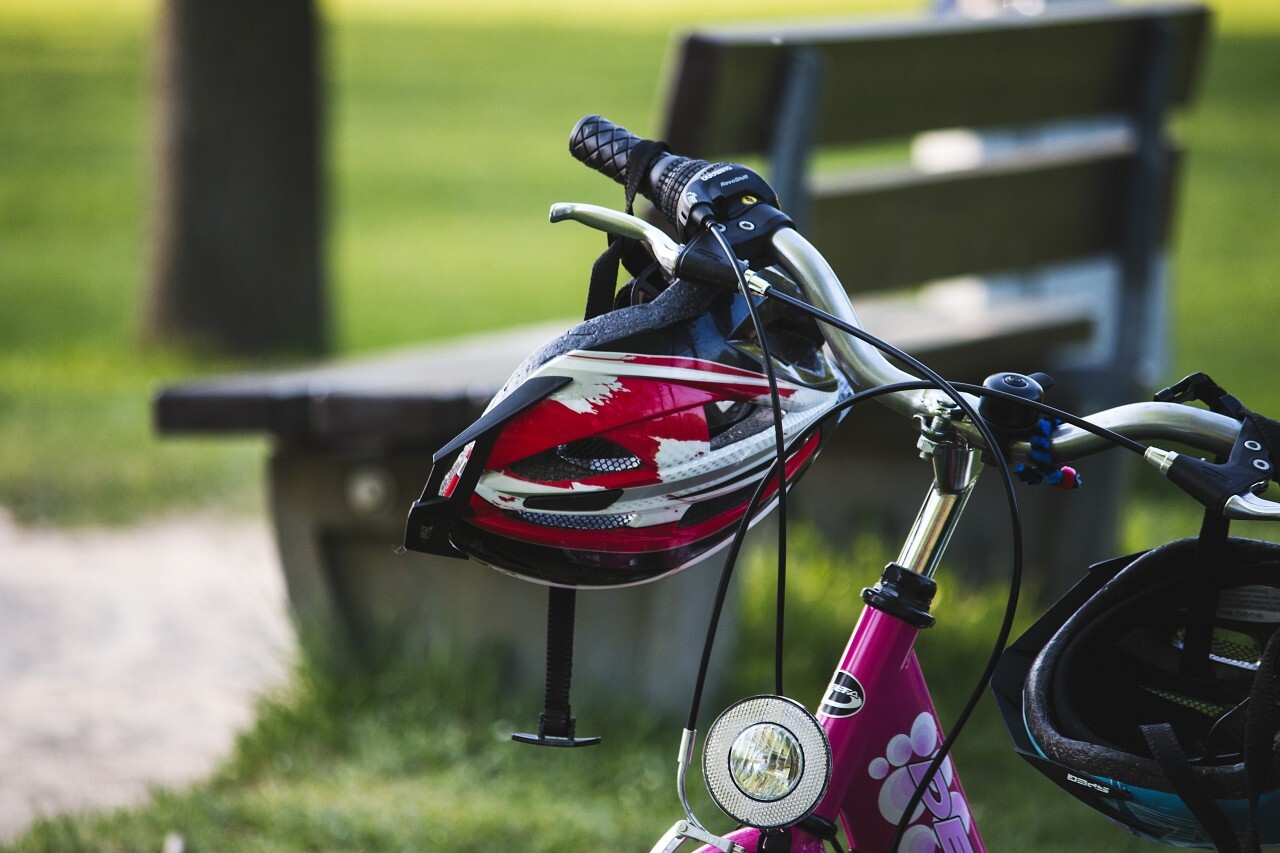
xmin=898 ymin=419 xmax=984 ymax=579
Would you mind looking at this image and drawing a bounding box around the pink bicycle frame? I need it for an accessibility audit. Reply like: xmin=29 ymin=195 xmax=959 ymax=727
xmin=702 ymin=607 xmax=984 ymax=853
xmin=694 ymin=438 xmax=987 ymax=853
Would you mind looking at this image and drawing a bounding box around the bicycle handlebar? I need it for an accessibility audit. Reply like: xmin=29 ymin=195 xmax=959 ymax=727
xmin=767 ymin=225 xmax=1246 ymax=465
xmin=560 ymin=115 xmax=1267 ymax=512
xmin=566 ymin=116 xmax=949 ymax=414
xmin=769 ymin=228 xmax=945 ymax=415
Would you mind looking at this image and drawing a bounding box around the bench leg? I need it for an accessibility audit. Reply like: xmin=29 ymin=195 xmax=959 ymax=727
xmin=265 ymin=445 xmax=735 ymax=715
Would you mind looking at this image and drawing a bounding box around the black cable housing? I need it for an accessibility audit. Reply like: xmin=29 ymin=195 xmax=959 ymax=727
xmin=762 ymin=287 xmax=1024 ymax=850
xmin=709 ymin=225 xmax=792 ymax=699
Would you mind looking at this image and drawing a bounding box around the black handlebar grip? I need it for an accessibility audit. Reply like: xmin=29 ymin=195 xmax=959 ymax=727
xmin=569 ymin=114 xmax=714 ymax=235
xmin=569 ymin=115 xmax=645 ymax=185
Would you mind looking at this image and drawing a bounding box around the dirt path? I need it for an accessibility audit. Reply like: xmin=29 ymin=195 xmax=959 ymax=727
xmin=0 ymin=511 xmax=293 ymax=841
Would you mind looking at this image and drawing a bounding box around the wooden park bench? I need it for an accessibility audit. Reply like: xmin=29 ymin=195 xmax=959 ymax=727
xmin=155 ymin=1 xmax=1209 ymax=713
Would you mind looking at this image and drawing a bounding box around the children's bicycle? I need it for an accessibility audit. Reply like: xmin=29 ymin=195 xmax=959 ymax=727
xmin=404 ymin=115 xmax=1280 ymax=853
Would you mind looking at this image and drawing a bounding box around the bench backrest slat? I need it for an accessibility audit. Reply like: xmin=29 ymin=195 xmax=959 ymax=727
xmin=812 ymin=143 xmax=1181 ymax=292
xmin=661 ymin=2 xmax=1208 ymax=157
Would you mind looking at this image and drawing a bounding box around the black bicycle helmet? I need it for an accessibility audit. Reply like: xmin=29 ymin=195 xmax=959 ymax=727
xmin=404 ymin=276 xmax=848 ymax=588
xmin=995 ymin=536 xmax=1280 ymax=849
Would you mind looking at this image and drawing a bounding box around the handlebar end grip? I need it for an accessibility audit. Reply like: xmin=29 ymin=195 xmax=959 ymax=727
xmin=569 ymin=115 xmax=642 ymax=184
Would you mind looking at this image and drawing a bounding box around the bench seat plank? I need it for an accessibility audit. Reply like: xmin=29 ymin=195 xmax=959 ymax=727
xmin=156 ymin=296 xmax=1093 ymax=450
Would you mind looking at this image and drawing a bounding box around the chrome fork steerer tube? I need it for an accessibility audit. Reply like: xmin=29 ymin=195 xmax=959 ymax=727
xmin=897 ymin=428 xmax=984 ymax=580
xmin=896 ymin=485 xmax=977 ymax=580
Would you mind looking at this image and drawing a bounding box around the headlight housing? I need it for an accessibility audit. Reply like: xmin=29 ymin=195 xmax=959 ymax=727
xmin=703 ymin=695 xmax=831 ymax=828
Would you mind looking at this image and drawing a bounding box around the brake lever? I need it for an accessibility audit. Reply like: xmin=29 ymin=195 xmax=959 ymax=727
xmin=550 ymin=202 xmax=681 ymax=276
xmin=1147 ymin=445 xmax=1280 ymax=520
xmin=1144 ymin=418 xmax=1278 ymax=520
xmin=1224 ymin=492 xmax=1280 ymax=521
xmin=549 ymin=202 xmax=771 ymax=295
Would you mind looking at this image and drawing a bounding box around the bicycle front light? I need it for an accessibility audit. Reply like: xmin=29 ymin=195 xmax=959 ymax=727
xmin=729 ymin=723 xmax=803 ymax=800
xmin=703 ymin=695 xmax=831 ymax=828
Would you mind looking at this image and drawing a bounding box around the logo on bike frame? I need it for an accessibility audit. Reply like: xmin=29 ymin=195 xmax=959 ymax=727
xmin=870 ymin=712 xmax=975 ymax=852
xmin=819 ymin=670 xmax=865 ymax=718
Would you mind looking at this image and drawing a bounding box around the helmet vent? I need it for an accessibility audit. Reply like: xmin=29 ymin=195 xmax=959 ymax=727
xmin=1141 ymin=686 xmax=1230 ymax=719
xmin=1172 ymin=627 xmax=1262 ymax=672
xmin=557 ymin=438 xmax=643 ymax=473
xmin=709 ymin=406 xmax=776 ymax=450
xmin=679 ymin=483 xmax=757 ymax=528
xmin=508 ymin=438 xmax=641 ymax=481
xmin=517 ymin=510 xmax=636 ymax=531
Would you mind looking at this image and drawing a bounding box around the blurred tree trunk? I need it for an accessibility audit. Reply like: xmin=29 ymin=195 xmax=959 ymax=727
xmin=147 ymin=0 xmax=327 ymax=356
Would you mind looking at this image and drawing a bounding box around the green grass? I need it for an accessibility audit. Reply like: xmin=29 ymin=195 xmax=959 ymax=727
xmin=324 ymin=0 xmax=924 ymax=352
xmin=0 ymin=530 xmax=1161 ymax=851
xmin=1173 ymin=21 xmax=1280 ymax=409
xmin=0 ymin=348 xmax=263 ymax=523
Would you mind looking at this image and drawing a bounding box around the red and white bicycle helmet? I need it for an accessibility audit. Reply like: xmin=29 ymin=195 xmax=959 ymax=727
xmin=405 ymin=277 xmax=848 ymax=587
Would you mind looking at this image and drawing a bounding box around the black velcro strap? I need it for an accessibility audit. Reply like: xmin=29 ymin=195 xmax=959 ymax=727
xmin=583 ymin=139 xmax=669 ymax=320
xmin=1181 ymin=510 xmax=1229 ymax=679
xmin=585 ymin=238 xmax=628 ymax=320
xmin=1141 ymin=722 xmax=1242 ymax=853
xmin=540 ymin=585 xmax=578 ymax=738
xmin=1156 ymin=373 xmax=1247 ymax=419
xmin=1248 ymin=411 xmax=1280 ymax=466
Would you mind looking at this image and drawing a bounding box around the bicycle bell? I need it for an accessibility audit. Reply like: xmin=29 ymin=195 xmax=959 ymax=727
xmin=702 ymin=696 xmax=831 ymax=828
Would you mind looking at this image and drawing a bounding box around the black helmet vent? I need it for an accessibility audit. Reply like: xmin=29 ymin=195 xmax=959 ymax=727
xmin=678 ymin=483 xmax=757 ymax=528
xmin=509 ymin=439 xmax=642 ymax=481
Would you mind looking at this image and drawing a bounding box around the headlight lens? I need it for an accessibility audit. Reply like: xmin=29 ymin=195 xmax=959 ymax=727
xmin=729 ymin=723 xmax=804 ymax=801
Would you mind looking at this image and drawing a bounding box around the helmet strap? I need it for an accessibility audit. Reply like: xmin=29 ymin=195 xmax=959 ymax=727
xmin=1180 ymin=510 xmax=1230 ymax=680
xmin=1141 ymin=722 xmax=1245 ymax=853
xmin=511 ymin=586 xmax=601 ymax=748
xmin=583 ymin=139 xmax=670 ymax=320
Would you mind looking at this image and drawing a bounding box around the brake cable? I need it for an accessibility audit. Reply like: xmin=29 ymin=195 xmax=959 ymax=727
xmin=709 ymin=224 xmax=791 ymax=698
xmin=759 ymin=287 xmax=1022 ymax=850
